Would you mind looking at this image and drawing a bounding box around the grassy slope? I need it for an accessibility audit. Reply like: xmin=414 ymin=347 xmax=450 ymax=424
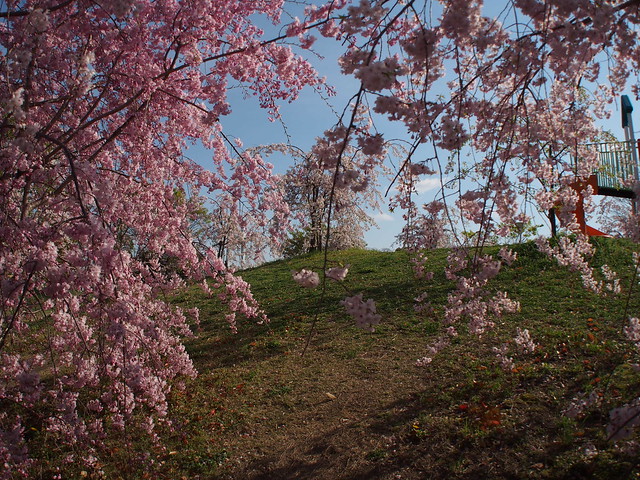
xmin=153 ymin=238 xmax=640 ymax=479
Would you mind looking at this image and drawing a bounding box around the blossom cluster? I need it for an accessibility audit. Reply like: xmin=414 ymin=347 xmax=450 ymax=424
xmin=624 ymin=317 xmax=640 ymax=347
xmin=492 ymin=327 xmax=537 ymax=371
xmin=564 ymin=390 xmax=602 ymax=420
xmin=536 ymin=235 xmax=603 ymax=293
xmin=292 ymin=269 xmax=321 ymax=289
xmin=341 ymin=294 xmax=382 ymax=332
xmin=443 ymin=250 xmax=520 ymax=336
xmin=326 ymin=265 xmax=350 ymax=282
xmin=514 ymin=327 xmax=537 ymax=354
xmin=415 ymin=329 xmax=456 ymax=367
xmin=492 ymin=344 xmax=515 ymax=372
xmin=410 ymin=252 xmax=434 ymax=280
xmin=292 ymin=265 xmax=380 ymax=331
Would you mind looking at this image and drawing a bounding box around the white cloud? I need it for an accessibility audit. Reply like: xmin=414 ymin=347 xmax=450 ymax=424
xmin=389 ymin=177 xmax=446 ymax=195
xmin=415 ymin=177 xmax=441 ymax=194
xmin=372 ymin=212 xmax=395 ymax=222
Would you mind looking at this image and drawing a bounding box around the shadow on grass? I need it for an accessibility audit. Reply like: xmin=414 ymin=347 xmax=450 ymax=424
xmin=181 ymin=256 xmax=427 ymax=370
xmin=225 ymin=387 xmax=639 ymax=480
xmin=226 ymin=393 xmax=525 ymax=480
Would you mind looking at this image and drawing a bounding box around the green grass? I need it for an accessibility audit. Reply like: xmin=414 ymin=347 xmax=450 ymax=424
xmin=96 ymin=239 xmax=640 ymax=479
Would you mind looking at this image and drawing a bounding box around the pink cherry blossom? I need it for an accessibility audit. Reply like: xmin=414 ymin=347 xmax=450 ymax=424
xmin=326 ymin=265 xmax=350 ymax=281
xmin=341 ymin=293 xmax=381 ymax=332
xmin=292 ymin=269 xmax=321 ymax=288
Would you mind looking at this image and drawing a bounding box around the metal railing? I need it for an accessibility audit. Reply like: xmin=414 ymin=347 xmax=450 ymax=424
xmin=590 ymin=141 xmax=637 ymax=191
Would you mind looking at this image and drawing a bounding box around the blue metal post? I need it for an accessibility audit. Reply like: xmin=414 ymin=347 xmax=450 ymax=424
xmin=621 ymin=95 xmax=638 ymax=213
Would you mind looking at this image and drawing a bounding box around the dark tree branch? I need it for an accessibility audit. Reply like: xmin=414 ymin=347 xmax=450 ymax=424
xmin=0 ymin=0 xmax=74 ymax=18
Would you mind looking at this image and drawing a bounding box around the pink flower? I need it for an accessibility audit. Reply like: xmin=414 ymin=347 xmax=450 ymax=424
xmin=358 ymin=134 xmax=385 ymax=156
xmin=409 ymin=163 xmax=436 ymax=175
xmin=498 ymin=247 xmax=518 ymax=266
xmin=292 ymin=269 xmax=320 ymax=288
xmin=341 ymin=294 xmax=381 ymax=331
xmin=624 ymin=317 xmax=640 ymax=346
xmin=514 ymin=328 xmax=537 ymax=354
xmin=326 ymin=265 xmax=350 ymax=282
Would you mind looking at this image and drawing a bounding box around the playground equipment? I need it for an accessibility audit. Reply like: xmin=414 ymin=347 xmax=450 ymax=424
xmin=550 ymin=95 xmax=640 ymax=237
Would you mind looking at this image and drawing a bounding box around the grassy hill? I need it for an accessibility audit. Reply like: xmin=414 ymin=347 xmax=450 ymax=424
xmin=131 ymin=238 xmax=638 ymax=479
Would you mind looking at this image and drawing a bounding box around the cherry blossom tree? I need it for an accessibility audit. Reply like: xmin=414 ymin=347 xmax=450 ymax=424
xmin=191 ymin=189 xmax=288 ymax=269
xmin=274 ymin=143 xmax=382 ymax=255
xmin=596 ymin=196 xmax=637 ymax=237
xmin=0 ymin=0 xmax=342 ymax=475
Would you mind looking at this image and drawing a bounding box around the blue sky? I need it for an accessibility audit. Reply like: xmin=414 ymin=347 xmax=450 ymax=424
xmin=189 ymin=2 xmax=638 ymax=251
